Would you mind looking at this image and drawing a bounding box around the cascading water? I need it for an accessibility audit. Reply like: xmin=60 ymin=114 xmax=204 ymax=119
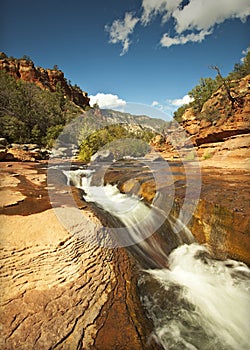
xmin=64 ymin=166 xmax=250 ymax=350
xmin=139 ymin=244 xmax=250 ymax=350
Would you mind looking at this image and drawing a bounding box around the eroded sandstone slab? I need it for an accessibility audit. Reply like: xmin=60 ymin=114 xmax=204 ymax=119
xmin=0 ymin=162 xmax=159 ymax=350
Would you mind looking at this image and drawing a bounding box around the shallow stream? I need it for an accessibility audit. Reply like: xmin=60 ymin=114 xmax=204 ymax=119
xmin=63 ymin=161 xmax=250 ymax=350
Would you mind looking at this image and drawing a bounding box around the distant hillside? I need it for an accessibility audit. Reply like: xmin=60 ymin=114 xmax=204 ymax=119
xmin=101 ymin=109 xmax=168 ymax=133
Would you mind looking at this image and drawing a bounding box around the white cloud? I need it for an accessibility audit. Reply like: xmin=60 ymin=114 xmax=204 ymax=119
xmin=89 ymin=93 xmax=126 ymax=109
xmin=151 ymin=100 xmax=165 ymax=112
xmin=173 ymin=0 xmax=250 ymax=34
xmin=169 ymin=95 xmax=194 ymax=107
xmin=151 ymin=100 xmax=160 ymax=107
xmin=141 ymin=0 xmax=181 ymax=25
xmin=150 ymin=100 xmax=176 ymax=117
xmin=106 ymin=0 xmax=250 ymax=53
xmin=159 ymin=0 xmax=250 ymax=47
xmin=160 ymin=30 xmax=212 ymax=47
xmin=105 ymin=12 xmax=139 ymax=56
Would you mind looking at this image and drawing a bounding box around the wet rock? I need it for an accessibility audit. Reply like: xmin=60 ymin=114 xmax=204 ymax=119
xmin=5 ymin=152 xmax=15 ymax=161
xmin=0 ymin=149 xmax=7 ymax=160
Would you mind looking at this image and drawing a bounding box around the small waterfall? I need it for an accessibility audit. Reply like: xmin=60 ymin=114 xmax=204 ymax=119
xmin=64 ymin=168 xmax=194 ymax=268
xmin=139 ymin=244 xmax=250 ymax=350
xmin=64 ymin=167 xmax=250 ymax=349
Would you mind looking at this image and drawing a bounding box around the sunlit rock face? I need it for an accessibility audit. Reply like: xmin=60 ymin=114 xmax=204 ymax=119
xmin=151 ymin=74 xmax=250 ymax=163
xmin=182 ymin=74 xmax=250 ymax=146
xmin=169 ymin=167 xmax=250 ymax=265
xmin=189 ymin=199 xmax=250 ymax=264
xmin=0 ymin=54 xmax=90 ymax=108
xmin=0 ymin=163 xmax=160 ymax=350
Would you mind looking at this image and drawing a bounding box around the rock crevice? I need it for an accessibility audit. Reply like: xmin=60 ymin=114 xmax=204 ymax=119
xmin=0 ymin=163 xmax=159 ymax=349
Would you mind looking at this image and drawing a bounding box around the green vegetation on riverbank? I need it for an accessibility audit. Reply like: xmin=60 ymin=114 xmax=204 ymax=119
xmin=78 ymin=124 xmax=154 ymax=161
xmin=0 ymin=70 xmax=84 ymax=146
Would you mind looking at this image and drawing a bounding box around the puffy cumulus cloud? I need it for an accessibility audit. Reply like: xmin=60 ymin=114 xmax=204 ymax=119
xmin=159 ymin=0 xmax=250 ymax=47
xmin=151 ymin=100 xmax=165 ymax=112
xmin=141 ymin=0 xmax=181 ymax=25
xmin=105 ymin=12 xmax=139 ymax=56
xmin=160 ymin=30 xmax=212 ymax=47
xmin=158 ymin=0 xmax=250 ymax=47
xmin=169 ymin=94 xmax=194 ymax=107
xmin=106 ymin=0 xmax=250 ymax=53
xmin=89 ymin=93 xmax=126 ymax=109
xmin=151 ymin=100 xmax=160 ymax=107
xmin=173 ymin=0 xmax=250 ymax=34
xmin=150 ymin=96 xmax=194 ymax=116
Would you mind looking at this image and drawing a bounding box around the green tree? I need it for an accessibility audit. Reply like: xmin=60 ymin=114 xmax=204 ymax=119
xmin=189 ymin=77 xmax=220 ymax=113
xmin=78 ymin=124 xmax=153 ymax=162
xmin=228 ymin=50 xmax=250 ymax=80
xmin=44 ymin=125 xmax=64 ymax=148
xmin=93 ymin=102 xmax=100 ymax=109
xmin=173 ymin=104 xmax=189 ymax=122
xmin=21 ymin=54 xmax=31 ymax=61
xmin=0 ymin=52 xmax=7 ymax=59
xmin=0 ymin=70 xmax=76 ymax=146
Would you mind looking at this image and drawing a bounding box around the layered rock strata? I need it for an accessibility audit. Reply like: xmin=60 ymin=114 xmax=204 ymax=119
xmin=0 ymin=162 xmax=160 ymax=350
xmin=0 ymin=54 xmax=90 ymax=108
xmin=151 ymin=75 xmax=250 ymax=166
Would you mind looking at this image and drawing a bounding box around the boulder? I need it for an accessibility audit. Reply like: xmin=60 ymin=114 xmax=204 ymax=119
xmin=91 ymin=149 xmax=114 ymax=163
xmin=5 ymin=153 xmax=15 ymax=161
xmin=0 ymin=138 xmax=8 ymax=147
xmin=10 ymin=143 xmax=27 ymax=150
xmin=0 ymin=149 xmax=7 ymax=160
xmin=24 ymin=144 xmax=40 ymax=151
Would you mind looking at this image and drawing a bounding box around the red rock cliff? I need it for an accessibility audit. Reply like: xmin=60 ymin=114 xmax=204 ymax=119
xmin=151 ymin=74 xmax=250 ymax=162
xmin=0 ymin=53 xmax=90 ymax=108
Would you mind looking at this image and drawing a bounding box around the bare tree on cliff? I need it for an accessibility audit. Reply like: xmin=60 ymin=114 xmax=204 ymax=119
xmin=210 ymin=65 xmax=242 ymax=109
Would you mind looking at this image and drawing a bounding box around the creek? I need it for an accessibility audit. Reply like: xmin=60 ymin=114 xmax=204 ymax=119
xmin=63 ymin=160 xmax=250 ymax=350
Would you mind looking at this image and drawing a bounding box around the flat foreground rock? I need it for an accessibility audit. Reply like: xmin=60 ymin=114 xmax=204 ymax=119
xmin=0 ymin=162 xmax=158 ymax=350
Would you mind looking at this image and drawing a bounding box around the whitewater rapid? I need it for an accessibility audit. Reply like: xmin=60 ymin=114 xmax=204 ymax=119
xmin=140 ymin=244 xmax=250 ymax=350
xmin=64 ymin=167 xmax=250 ymax=350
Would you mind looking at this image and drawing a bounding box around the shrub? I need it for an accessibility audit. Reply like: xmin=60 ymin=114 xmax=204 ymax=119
xmin=78 ymin=124 xmax=153 ymax=162
xmin=203 ymin=153 xmax=212 ymax=160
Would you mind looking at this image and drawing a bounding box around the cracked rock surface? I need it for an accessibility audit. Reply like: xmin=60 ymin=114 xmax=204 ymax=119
xmin=0 ymin=162 xmax=159 ymax=350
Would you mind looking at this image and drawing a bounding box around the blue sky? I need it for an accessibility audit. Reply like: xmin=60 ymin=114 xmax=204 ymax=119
xmin=1 ymin=0 xmax=250 ymax=120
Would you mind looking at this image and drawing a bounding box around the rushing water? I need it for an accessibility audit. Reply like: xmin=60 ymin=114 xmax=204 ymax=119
xmin=139 ymin=244 xmax=250 ymax=350
xmin=64 ymin=167 xmax=250 ymax=350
